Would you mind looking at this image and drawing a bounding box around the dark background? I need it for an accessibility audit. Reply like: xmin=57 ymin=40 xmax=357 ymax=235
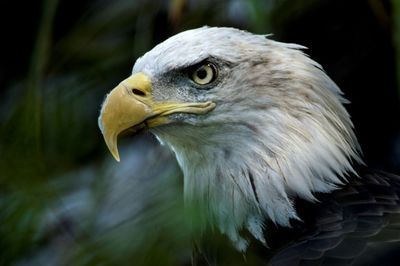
xmin=0 ymin=0 xmax=399 ymax=265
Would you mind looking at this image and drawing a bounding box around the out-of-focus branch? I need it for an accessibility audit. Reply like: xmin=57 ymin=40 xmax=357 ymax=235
xmin=392 ymin=0 xmax=400 ymax=100
xmin=169 ymin=0 xmax=186 ymax=28
xmin=27 ymin=0 xmax=59 ymax=155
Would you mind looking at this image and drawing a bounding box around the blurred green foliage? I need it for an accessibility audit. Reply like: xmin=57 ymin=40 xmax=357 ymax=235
xmin=0 ymin=0 xmax=398 ymax=265
xmin=393 ymin=0 xmax=400 ymax=98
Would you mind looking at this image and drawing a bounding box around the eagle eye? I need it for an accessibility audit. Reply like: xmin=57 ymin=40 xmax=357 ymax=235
xmin=190 ymin=62 xmax=217 ymax=85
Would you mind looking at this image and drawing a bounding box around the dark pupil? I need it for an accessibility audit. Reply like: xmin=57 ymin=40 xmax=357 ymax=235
xmin=196 ymin=67 xmax=207 ymax=79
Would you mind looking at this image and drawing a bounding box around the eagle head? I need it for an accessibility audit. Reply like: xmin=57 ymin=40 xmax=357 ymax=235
xmin=98 ymin=26 xmax=362 ymax=250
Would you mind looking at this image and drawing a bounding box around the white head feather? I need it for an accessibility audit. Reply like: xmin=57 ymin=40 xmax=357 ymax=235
xmin=132 ymin=27 xmax=362 ymax=250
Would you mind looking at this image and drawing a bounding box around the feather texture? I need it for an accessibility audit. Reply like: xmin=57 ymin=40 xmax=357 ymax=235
xmin=133 ymin=27 xmax=363 ymax=249
xmin=269 ymin=170 xmax=400 ymax=266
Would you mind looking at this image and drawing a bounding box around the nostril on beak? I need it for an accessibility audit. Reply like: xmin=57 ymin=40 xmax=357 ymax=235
xmin=131 ymin=88 xmax=146 ymax=96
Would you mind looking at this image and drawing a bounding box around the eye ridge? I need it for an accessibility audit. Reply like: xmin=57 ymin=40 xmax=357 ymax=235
xmin=189 ymin=62 xmax=218 ymax=86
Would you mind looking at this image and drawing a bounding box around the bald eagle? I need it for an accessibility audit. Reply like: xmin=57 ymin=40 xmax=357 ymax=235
xmin=98 ymin=27 xmax=400 ymax=265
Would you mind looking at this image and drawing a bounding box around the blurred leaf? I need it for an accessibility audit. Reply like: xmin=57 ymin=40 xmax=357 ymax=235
xmin=392 ymin=0 xmax=400 ymax=100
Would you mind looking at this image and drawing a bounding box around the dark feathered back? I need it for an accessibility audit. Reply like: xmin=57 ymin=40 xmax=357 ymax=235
xmin=268 ymin=169 xmax=400 ymax=266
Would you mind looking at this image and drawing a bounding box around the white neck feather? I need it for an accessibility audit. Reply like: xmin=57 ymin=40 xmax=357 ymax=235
xmin=152 ymin=41 xmax=362 ymax=250
xmin=155 ymin=107 xmax=361 ymax=250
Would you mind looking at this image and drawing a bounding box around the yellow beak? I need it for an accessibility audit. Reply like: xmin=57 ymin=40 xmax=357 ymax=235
xmin=99 ymin=72 xmax=216 ymax=161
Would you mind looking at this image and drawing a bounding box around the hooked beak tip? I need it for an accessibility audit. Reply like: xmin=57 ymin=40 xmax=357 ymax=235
xmin=114 ymin=156 xmax=121 ymax=162
xmin=103 ymin=132 xmax=121 ymax=162
xmin=111 ymin=149 xmax=121 ymax=162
